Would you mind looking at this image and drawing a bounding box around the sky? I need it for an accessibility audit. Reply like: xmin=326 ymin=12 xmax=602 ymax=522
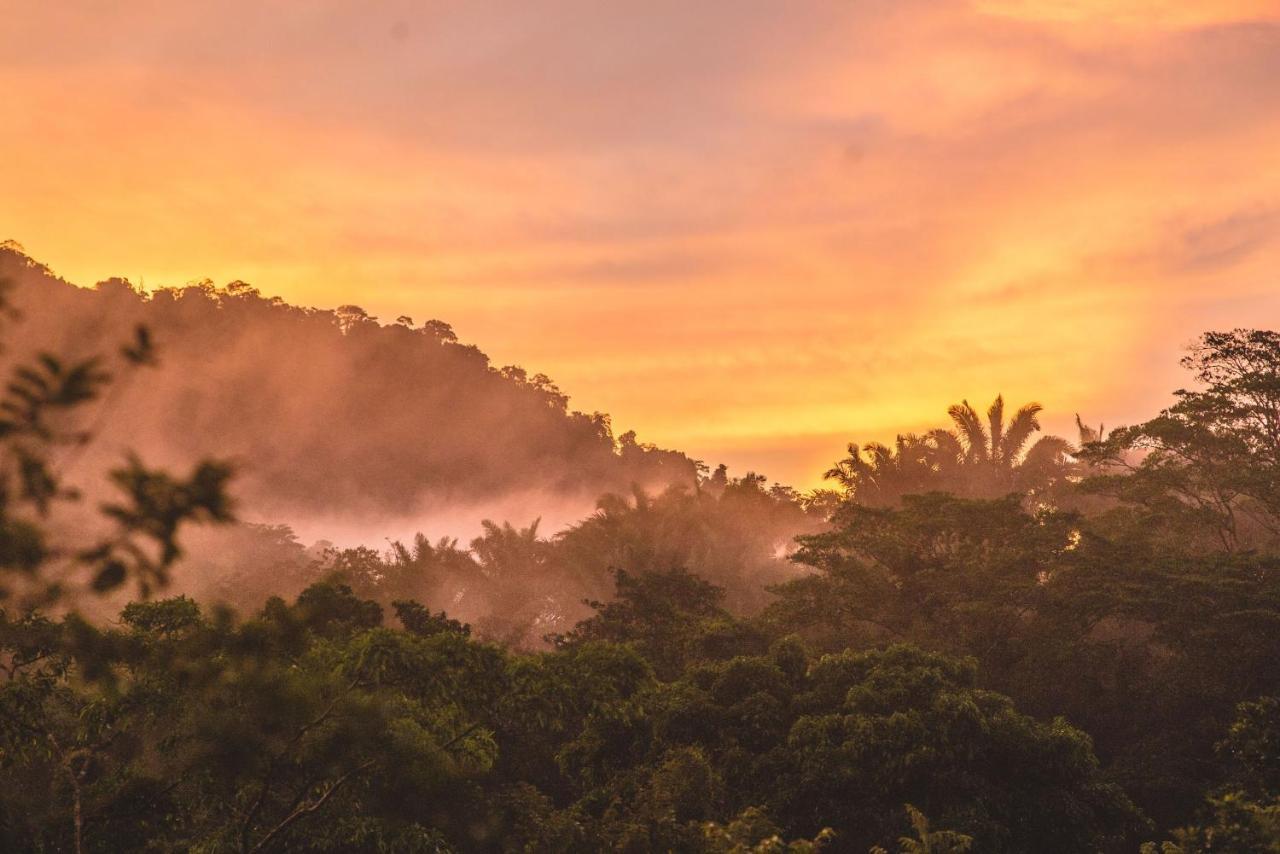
xmin=3 ymin=1 xmax=1280 ymax=489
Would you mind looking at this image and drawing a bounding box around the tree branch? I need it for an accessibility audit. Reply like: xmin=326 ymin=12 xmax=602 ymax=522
xmin=246 ymin=758 xmax=376 ymax=854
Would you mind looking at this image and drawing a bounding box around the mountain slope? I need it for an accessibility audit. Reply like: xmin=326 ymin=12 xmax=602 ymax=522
xmin=0 ymin=242 xmax=698 ymax=523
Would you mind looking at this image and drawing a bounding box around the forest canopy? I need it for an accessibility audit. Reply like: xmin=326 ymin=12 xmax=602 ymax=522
xmin=3 ymin=247 xmax=1280 ymax=852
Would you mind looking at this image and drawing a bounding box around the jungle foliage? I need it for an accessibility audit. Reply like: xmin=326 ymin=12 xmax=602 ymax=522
xmin=3 ymin=258 xmax=1280 ymax=851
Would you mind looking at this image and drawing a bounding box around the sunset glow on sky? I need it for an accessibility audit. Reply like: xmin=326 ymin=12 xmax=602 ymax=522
xmin=4 ymin=1 xmax=1280 ymax=488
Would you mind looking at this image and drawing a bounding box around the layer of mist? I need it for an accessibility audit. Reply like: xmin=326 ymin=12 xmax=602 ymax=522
xmin=0 ymin=243 xmax=814 ymax=640
xmin=0 ymin=243 xmax=698 ymax=521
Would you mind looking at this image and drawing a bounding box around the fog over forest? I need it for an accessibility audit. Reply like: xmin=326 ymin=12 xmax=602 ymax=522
xmin=5 ymin=241 xmax=1280 ymax=852
xmin=6 ymin=1 xmax=1280 ymax=850
xmin=0 ymin=243 xmax=813 ymax=638
xmin=0 ymin=242 xmax=701 ymax=522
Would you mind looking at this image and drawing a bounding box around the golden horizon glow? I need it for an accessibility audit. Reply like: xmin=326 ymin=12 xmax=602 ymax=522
xmin=4 ymin=2 xmax=1280 ymax=489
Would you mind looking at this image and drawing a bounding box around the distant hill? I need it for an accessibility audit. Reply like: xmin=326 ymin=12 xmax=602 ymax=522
xmin=0 ymin=242 xmax=699 ymax=523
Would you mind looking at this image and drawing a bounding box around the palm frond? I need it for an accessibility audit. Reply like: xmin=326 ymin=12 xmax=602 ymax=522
xmin=947 ymin=400 xmax=989 ymax=462
xmin=823 ymin=442 xmax=866 ymax=486
xmin=1075 ymin=414 xmax=1104 ymax=446
xmin=926 ymin=429 xmax=964 ymax=461
xmin=987 ymin=395 xmax=1005 ymax=463
xmin=866 ymin=441 xmax=894 ymax=470
xmin=999 ymin=402 xmax=1043 ymax=462
xmin=1021 ymin=434 xmax=1073 ymax=468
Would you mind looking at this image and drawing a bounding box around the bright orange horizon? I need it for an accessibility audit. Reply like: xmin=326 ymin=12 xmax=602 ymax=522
xmin=4 ymin=2 xmax=1280 ymax=489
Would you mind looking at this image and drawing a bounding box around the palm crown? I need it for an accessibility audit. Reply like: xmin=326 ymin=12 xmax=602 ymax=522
xmin=828 ymin=395 xmax=1075 ymax=505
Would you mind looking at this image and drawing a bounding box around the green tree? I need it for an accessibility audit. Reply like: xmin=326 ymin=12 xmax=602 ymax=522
xmin=1083 ymin=329 xmax=1280 ymax=551
xmin=553 ymin=643 xmax=1141 ymax=852
xmin=0 ymin=585 xmax=509 ymax=852
xmin=556 ymin=567 xmax=766 ymax=680
xmin=1144 ymin=698 xmax=1280 ymax=853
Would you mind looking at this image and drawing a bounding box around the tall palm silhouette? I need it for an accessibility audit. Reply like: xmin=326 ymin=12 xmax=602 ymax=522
xmin=946 ymin=395 xmax=1072 ymax=494
xmin=827 ymin=395 xmax=1073 ymax=504
xmin=947 ymin=396 xmax=1051 ymax=466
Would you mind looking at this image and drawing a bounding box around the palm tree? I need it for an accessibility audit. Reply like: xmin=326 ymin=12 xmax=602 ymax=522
xmin=947 ymin=395 xmax=1051 ymax=467
xmin=469 ymin=519 xmax=567 ymax=646
xmin=947 ymin=396 xmax=1075 ymax=496
xmin=827 ymin=396 xmax=1074 ymax=504
xmin=825 ymin=431 xmax=964 ymax=506
xmin=946 ymin=395 xmax=1072 ymax=495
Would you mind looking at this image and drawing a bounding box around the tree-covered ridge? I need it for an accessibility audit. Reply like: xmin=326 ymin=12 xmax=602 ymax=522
xmin=0 ymin=242 xmax=698 ymax=518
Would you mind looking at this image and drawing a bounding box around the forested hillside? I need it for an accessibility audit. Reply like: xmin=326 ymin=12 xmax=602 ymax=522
xmin=3 ymin=252 xmax=1280 ymax=852
xmin=0 ymin=242 xmax=697 ymax=520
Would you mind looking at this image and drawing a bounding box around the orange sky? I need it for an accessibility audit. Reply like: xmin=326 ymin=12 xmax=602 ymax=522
xmin=4 ymin=1 xmax=1280 ymax=489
